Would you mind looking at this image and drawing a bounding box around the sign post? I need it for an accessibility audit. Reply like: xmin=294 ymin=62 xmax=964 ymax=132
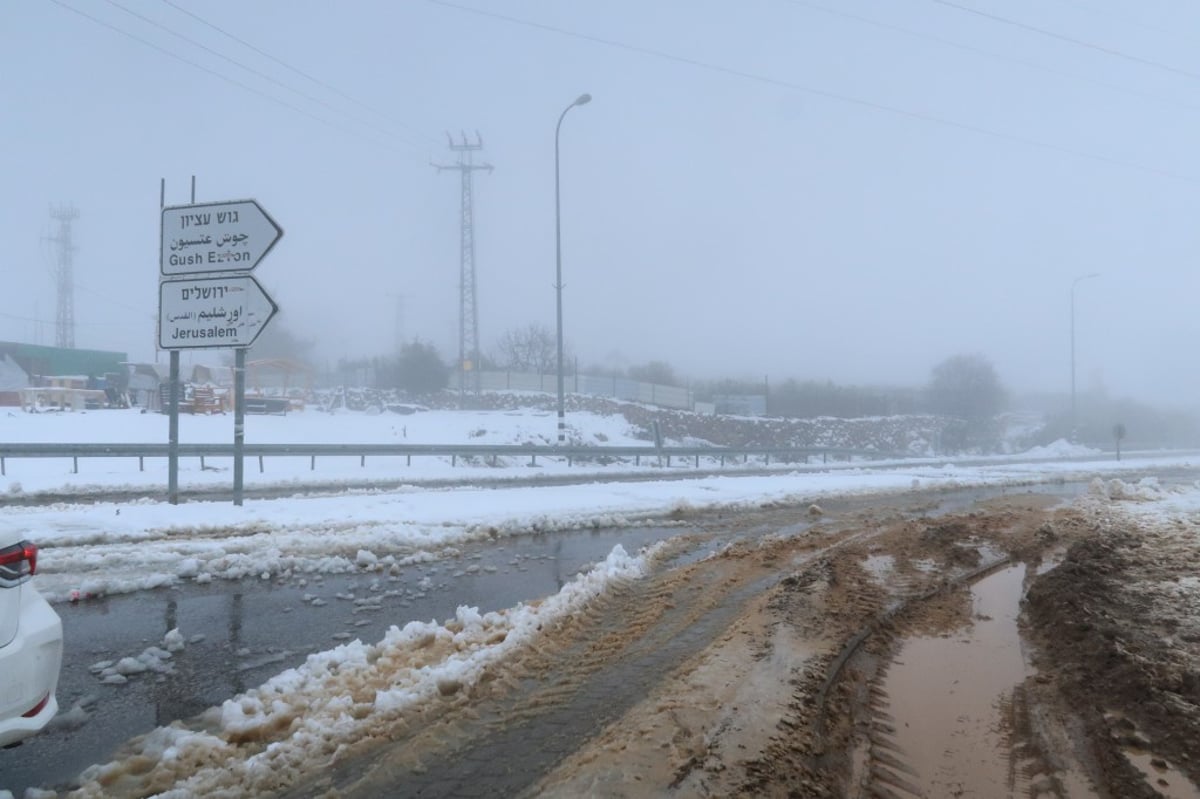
xmin=159 ymin=197 xmax=282 ymax=506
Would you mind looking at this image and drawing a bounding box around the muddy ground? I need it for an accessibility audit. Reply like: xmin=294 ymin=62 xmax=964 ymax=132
xmin=314 ymin=485 xmax=1200 ymax=798
xmin=68 ymin=483 xmax=1200 ymax=798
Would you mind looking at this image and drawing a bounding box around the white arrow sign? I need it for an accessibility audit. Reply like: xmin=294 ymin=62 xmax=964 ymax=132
xmin=159 ymin=275 xmax=278 ymax=350
xmin=161 ymin=199 xmax=283 ymax=276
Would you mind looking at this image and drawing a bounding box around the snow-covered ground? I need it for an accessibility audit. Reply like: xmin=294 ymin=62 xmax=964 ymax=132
xmin=3 ymin=406 xmax=1199 ymax=797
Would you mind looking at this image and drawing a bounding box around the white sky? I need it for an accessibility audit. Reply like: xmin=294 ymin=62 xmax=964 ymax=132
xmin=5 ymin=1 xmax=1200 ymax=405
xmin=4 ymin=406 xmax=1200 ymax=796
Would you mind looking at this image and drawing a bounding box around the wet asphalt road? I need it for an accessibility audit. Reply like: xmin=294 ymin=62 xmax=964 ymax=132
xmin=0 ymin=524 xmax=684 ymax=795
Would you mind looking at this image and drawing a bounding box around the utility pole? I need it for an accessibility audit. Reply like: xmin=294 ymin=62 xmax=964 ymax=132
xmin=45 ymin=204 xmax=79 ymax=349
xmin=435 ymin=132 xmax=492 ymax=407
xmin=1070 ymin=272 xmax=1100 ymax=442
xmin=388 ymin=292 xmax=407 ymax=353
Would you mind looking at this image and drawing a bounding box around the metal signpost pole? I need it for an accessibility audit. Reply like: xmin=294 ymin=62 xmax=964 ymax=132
xmin=234 ymin=348 xmax=246 ymax=506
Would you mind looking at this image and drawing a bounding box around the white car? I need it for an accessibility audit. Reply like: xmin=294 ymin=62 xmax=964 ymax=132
xmin=0 ymin=533 xmax=62 ymax=748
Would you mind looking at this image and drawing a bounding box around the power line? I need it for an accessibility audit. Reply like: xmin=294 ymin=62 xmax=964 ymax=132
xmin=99 ymin=0 xmax=424 ymax=149
xmin=47 ymin=0 xmax=419 ymax=157
xmin=425 ymin=0 xmax=1200 ymax=186
xmin=157 ymin=0 xmax=439 ymax=147
xmin=1045 ymin=0 xmax=1183 ymax=39
xmin=778 ymin=0 xmax=1200 ymax=115
xmin=931 ymin=0 xmax=1200 ymax=84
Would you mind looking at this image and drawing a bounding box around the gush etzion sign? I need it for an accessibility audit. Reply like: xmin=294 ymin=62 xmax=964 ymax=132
xmin=160 ymin=199 xmax=282 ymax=276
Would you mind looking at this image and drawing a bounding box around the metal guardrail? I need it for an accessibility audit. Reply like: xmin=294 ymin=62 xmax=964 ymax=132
xmin=0 ymin=442 xmax=886 ymax=476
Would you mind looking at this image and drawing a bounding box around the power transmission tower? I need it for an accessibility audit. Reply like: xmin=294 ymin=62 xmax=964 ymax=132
xmin=45 ymin=204 xmax=79 ymax=349
xmin=434 ymin=132 xmax=492 ymax=406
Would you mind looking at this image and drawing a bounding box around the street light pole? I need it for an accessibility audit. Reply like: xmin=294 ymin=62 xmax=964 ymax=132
xmin=1070 ymin=272 xmax=1100 ymax=441
xmin=555 ymin=92 xmax=591 ymax=444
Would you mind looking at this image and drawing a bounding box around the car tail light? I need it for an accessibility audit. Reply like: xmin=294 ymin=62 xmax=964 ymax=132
xmin=0 ymin=540 xmax=37 ymax=585
xmin=21 ymin=693 xmax=50 ymax=719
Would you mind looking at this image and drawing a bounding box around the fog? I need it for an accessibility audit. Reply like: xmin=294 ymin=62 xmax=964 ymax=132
xmin=4 ymin=1 xmax=1200 ymax=407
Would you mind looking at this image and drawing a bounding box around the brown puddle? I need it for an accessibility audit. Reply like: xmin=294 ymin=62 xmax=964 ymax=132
xmin=869 ymin=564 xmax=1033 ymax=797
xmin=1124 ymin=750 xmax=1200 ymax=799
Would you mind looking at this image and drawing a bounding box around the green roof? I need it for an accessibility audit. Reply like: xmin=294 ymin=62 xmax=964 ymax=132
xmin=0 ymin=341 xmax=128 ymax=378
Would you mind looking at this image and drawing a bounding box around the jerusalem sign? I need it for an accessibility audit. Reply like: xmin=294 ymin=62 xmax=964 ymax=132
xmin=159 ymin=275 xmax=277 ymax=350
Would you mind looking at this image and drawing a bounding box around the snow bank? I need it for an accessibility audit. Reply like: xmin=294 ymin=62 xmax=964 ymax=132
xmin=1023 ymin=439 xmax=1101 ymax=458
xmin=69 ymin=543 xmax=659 ymax=798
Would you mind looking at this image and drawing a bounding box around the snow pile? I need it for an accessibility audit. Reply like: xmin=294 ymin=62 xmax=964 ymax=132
xmin=1023 ymin=439 xmax=1101 ymax=459
xmin=68 ymin=544 xmax=657 ymax=798
xmin=88 ymin=629 xmax=186 ymax=685
xmin=1088 ymin=476 xmax=1173 ymax=502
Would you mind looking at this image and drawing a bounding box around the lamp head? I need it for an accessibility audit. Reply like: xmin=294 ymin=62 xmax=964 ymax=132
xmin=575 ymin=93 xmax=592 ymax=106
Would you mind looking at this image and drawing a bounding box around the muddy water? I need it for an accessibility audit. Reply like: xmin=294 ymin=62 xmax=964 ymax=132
xmin=1125 ymin=750 xmax=1200 ymax=799
xmin=875 ymin=564 xmax=1031 ymax=797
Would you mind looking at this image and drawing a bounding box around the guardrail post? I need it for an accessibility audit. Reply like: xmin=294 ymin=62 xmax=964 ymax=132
xmin=529 ymin=454 xmax=537 ymax=466
xmin=139 ymin=456 xmax=144 ymax=472
xmin=258 ymin=456 xmax=264 ymax=473
xmin=765 ymin=453 xmax=770 ymax=466
xmin=1 ymin=457 xmax=5 ymax=476
xmin=360 ymin=455 xmax=366 ymax=468
xmin=311 ymin=455 xmax=316 ymax=471
xmin=720 ymin=455 xmax=725 ymax=466
xmin=694 ymin=454 xmax=699 ymax=468
xmin=406 ymin=455 xmax=411 ymax=466
xmin=452 ymin=455 xmax=457 ymax=466
xmin=200 ymin=456 xmax=206 ymax=470
xmin=823 ymin=452 xmax=827 ymax=464
xmin=73 ymin=456 xmax=78 ymax=474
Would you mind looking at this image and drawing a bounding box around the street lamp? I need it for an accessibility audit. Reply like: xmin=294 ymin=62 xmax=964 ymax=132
xmin=555 ymin=92 xmax=591 ymax=444
xmin=1070 ymin=272 xmax=1100 ymax=441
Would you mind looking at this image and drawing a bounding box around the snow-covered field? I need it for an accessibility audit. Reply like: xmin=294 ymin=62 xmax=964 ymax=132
xmin=3 ymin=406 xmax=1200 ymax=797
xmin=2 ymin=406 xmax=1187 ymax=604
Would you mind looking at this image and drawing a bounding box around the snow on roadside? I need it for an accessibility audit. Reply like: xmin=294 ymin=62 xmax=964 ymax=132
xmin=8 ymin=449 xmax=1197 ymax=604
xmin=1021 ymin=439 xmax=1102 ymax=459
xmin=66 ymin=542 xmax=662 ymax=798
xmin=1078 ymin=477 xmax=1200 ymax=631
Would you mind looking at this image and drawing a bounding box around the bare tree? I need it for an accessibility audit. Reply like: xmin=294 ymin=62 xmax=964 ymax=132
xmin=927 ymin=353 xmax=1007 ymax=452
xmin=629 ymin=360 xmax=680 ymax=386
xmin=493 ymin=323 xmax=558 ymax=373
xmin=927 ymin=354 xmax=1006 ymax=420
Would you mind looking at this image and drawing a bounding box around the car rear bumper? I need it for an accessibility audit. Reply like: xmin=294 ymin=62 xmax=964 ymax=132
xmin=0 ymin=587 xmax=63 ymax=747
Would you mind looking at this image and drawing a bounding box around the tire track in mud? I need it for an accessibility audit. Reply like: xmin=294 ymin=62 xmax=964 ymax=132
xmin=265 ymin=495 xmax=1079 ymax=798
xmin=288 ymin=535 xmax=799 ymax=798
xmin=730 ymin=500 xmax=1077 ymax=798
xmin=284 ymin=507 xmax=897 ymax=798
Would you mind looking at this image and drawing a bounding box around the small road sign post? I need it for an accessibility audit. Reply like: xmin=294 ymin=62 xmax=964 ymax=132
xmin=159 ymin=196 xmax=283 ymax=507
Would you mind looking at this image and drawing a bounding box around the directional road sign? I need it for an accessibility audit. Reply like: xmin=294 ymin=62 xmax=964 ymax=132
xmin=159 ymin=275 xmax=278 ymax=350
xmin=161 ymin=199 xmax=283 ymax=276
